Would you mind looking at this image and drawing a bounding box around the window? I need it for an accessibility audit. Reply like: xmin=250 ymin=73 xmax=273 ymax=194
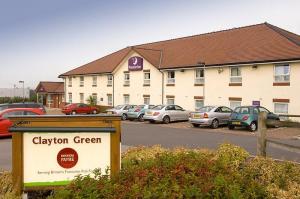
xmin=166 ymin=105 xmax=175 ymax=110
xmin=123 ymin=95 xmax=129 ymax=104
xmin=80 ymin=76 xmax=84 ymax=87
xmin=107 ymin=75 xmax=113 ymax=86
xmin=144 ymin=97 xmax=150 ymax=105
xmin=124 ymin=73 xmax=130 ymax=86
xmin=274 ymin=103 xmax=288 ymax=114
xmin=80 ymin=93 xmax=84 ymax=103
xmin=195 ymin=69 xmax=204 ymax=84
xmin=68 ymin=77 xmax=72 ymax=87
xmin=25 ymin=111 xmax=39 ymax=116
xmin=230 ymin=101 xmax=241 ymax=110
xmin=144 ymin=72 xmax=150 ymax=85
xmin=68 ymin=93 xmax=72 ymax=103
xmin=220 ymin=106 xmax=232 ymax=113
xmin=167 ymin=71 xmax=175 ymax=84
xmin=195 ymin=100 xmax=204 ymax=111
xmin=92 ymin=93 xmax=97 ymax=105
xmin=2 ymin=111 xmax=24 ymax=118
xmin=92 ymin=76 xmax=97 ymax=87
xmin=47 ymin=94 xmax=53 ymax=107
xmin=230 ymin=67 xmax=242 ymax=83
xmin=107 ymin=94 xmax=112 ymax=106
xmin=274 ymin=65 xmax=290 ymax=82
xmin=166 ymin=97 xmax=175 ymax=105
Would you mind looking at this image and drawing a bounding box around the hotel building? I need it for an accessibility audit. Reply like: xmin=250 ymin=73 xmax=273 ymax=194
xmin=59 ymin=23 xmax=300 ymax=116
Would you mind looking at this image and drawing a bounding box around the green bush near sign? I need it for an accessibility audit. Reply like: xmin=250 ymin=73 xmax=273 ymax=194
xmin=48 ymin=144 xmax=300 ymax=199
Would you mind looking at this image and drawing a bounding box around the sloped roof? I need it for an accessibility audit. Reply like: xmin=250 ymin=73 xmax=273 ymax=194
xmin=59 ymin=22 xmax=300 ymax=76
xmin=35 ymin=82 xmax=64 ymax=93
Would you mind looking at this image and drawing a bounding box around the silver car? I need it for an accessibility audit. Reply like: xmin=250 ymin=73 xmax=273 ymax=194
xmin=105 ymin=105 xmax=136 ymax=120
xmin=189 ymin=106 xmax=233 ymax=128
xmin=143 ymin=105 xmax=190 ymax=124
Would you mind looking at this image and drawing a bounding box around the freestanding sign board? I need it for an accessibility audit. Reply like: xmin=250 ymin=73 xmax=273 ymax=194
xmin=9 ymin=115 xmax=121 ymax=194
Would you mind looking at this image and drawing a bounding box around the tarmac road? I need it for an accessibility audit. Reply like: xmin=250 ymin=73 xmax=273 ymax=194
xmin=1 ymin=122 xmax=299 ymax=170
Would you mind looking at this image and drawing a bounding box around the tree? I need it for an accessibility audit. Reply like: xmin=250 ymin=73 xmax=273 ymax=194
xmin=86 ymin=95 xmax=97 ymax=106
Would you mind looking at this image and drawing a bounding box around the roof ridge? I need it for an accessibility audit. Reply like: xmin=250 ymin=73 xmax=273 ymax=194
xmin=264 ymin=23 xmax=300 ymax=46
xmin=134 ymin=22 xmax=266 ymax=47
xmin=59 ymin=47 xmax=131 ymax=77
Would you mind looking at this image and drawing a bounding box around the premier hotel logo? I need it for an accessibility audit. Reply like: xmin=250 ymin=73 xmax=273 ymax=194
xmin=57 ymin=148 xmax=78 ymax=169
xmin=128 ymin=56 xmax=143 ymax=71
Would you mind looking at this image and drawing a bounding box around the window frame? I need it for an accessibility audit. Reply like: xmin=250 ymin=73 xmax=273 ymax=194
xmin=166 ymin=97 xmax=175 ymax=105
xmin=107 ymin=75 xmax=113 ymax=86
xmin=68 ymin=77 xmax=72 ymax=87
xmin=274 ymin=64 xmax=290 ymax=83
xmin=92 ymin=76 xmax=97 ymax=87
xmin=123 ymin=95 xmax=130 ymax=104
xmin=68 ymin=93 xmax=72 ymax=103
xmin=230 ymin=100 xmax=241 ymax=110
xmin=144 ymin=71 xmax=150 ymax=85
xmin=124 ymin=73 xmax=130 ymax=86
xmin=79 ymin=76 xmax=84 ymax=87
xmin=143 ymin=97 xmax=150 ymax=105
xmin=92 ymin=93 xmax=97 ymax=105
xmin=167 ymin=71 xmax=175 ymax=84
xmin=107 ymin=94 xmax=112 ymax=106
xmin=195 ymin=69 xmax=204 ymax=84
xmin=79 ymin=93 xmax=84 ymax=103
xmin=230 ymin=67 xmax=242 ymax=83
xmin=194 ymin=99 xmax=204 ymax=111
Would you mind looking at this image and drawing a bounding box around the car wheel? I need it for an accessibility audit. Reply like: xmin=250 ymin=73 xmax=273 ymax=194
xmin=228 ymin=125 xmax=235 ymax=130
xmin=138 ymin=114 xmax=144 ymax=122
xmin=192 ymin=123 xmax=200 ymax=128
xmin=162 ymin=116 xmax=170 ymax=124
xmin=249 ymin=122 xmax=257 ymax=132
xmin=71 ymin=111 xmax=76 ymax=115
xmin=92 ymin=110 xmax=97 ymax=114
xmin=121 ymin=114 xmax=127 ymax=120
xmin=211 ymin=119 xmax=219 ymax=129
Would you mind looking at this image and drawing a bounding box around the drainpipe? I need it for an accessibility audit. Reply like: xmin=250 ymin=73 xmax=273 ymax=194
xmin=112 ymin=74 xmax=115 ymax=107
xmin=203 ymin=63 xmax=206 ymax=105
xmin=158 ymin=50 xmax=164 ymax=104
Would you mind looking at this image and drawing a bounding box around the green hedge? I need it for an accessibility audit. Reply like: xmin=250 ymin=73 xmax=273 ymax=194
xmin=49 ymin=144 xmax=300 ymax=199
xmin=1 ymin=144 xmax=300 ymax=198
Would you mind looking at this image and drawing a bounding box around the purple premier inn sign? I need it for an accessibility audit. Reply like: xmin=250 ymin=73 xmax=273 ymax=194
xmin=128 ymin=56 xmax=143 ymax=71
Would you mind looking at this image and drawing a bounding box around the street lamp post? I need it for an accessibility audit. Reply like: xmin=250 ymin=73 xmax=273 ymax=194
xmin=19 ymin=81 xmax=24 ymax=101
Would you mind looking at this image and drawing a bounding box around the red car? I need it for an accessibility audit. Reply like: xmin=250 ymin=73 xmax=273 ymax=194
xmin=62 ymin=103 xmax=99 ymax=115
xmin=0 ymin=108 xmax=45 ymax=137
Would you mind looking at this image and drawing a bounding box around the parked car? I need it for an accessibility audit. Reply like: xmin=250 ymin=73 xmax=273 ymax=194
xmin=228 ymin=106 xmax=280 ymax=132
xmin=0 ymin=102 xmax=46 ymax=113
xmin=189 ymin=106 xmax=233 ymax=128
xmin=127 ymin=104 xmax=156 ymax=121
xmin=62 ymin=103 xmax=99 ymax=115
xmin=105 ymin=105 xmax=136 ymax=120
xmin=143 ymin=105 xmax=190 ymax=124
xmin=0 ymin=108 xmax=45 ymax=137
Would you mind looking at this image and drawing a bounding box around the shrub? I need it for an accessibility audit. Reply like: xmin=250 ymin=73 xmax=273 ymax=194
xmin=49 ymin=144 xmax=300 ymax=199
xmin=0 ymin=171 xmax=19 ymax=199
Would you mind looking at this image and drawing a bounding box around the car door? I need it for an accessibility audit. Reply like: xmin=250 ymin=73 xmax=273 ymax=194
xmin=165 ymin=105 xmax=176 ymax=121
xmin=175 ymin=105 xmax=187 ymax=120
xmin=213 ymin=107 xmax=224 ymax=123
xmin=220 ymin=106 xmax=233 ymax=124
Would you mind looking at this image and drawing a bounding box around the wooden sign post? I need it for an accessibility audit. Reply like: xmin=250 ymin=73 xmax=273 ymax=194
xmin=9 ymin=115 xmax=121 ymax=195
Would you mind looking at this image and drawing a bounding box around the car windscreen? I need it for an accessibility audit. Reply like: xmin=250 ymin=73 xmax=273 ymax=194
xmin=114 ymin=105 xmax=123 ymax=110
xmin=197 ymin=106 xmax=214 ymax=112
xmin=152 ymin=105 xmax=165 ymax=110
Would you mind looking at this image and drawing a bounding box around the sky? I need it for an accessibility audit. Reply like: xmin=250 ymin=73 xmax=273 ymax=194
xmin=0 ymin=0 xmax=299 ymax=89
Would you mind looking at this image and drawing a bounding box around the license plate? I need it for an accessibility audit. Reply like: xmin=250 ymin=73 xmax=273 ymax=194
xmin=232 ymin=121 xmax=241 ymax=125
xmin=193 ymin=115 xmax=201 ymax=119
